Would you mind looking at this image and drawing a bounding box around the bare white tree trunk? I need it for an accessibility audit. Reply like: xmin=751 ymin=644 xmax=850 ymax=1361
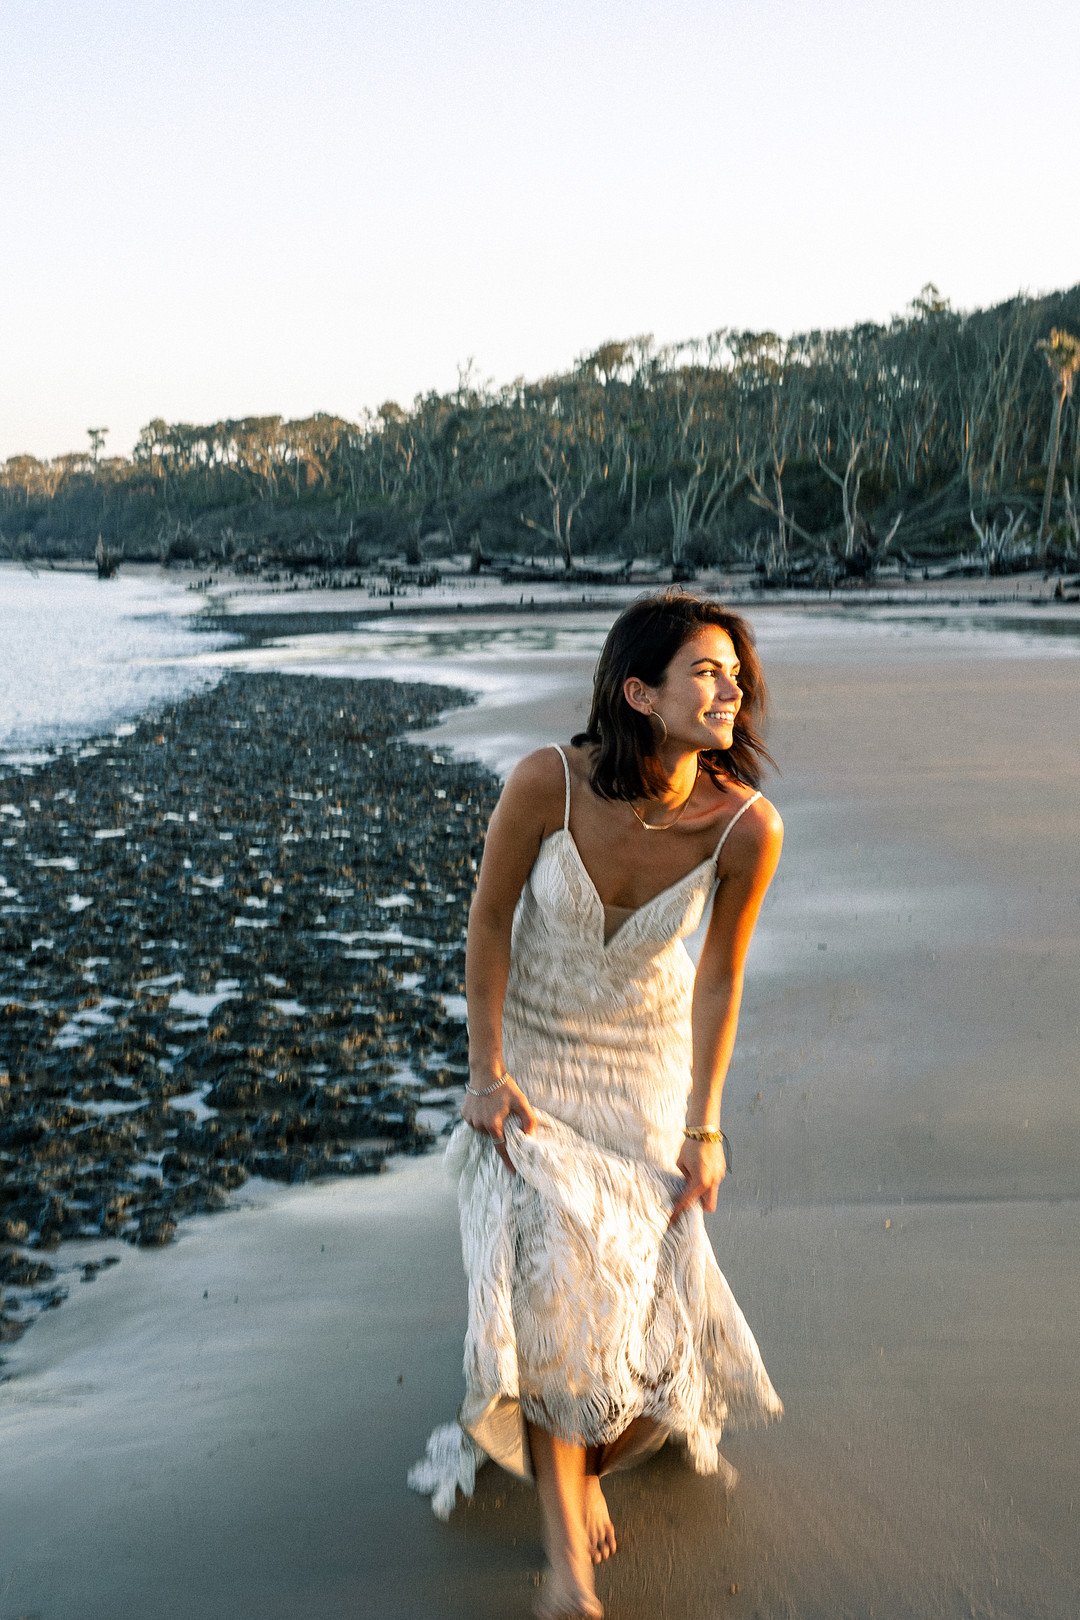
xmin=1038 ymin=385 xmax=1067 ymax=559
xmin=523 ymin=442 xmax=597 ymax=569
xmin=816 ymin=438 xmax=865 ymax=557
xmin=667 ymin=443 xmax=735 ymax=566
xmin=1063 ymin=479 xmax=1079 ymax=559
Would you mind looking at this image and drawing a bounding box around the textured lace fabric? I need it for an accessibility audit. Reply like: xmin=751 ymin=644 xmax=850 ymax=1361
xmin=408 ymin=749 xmax=782 ymax=1519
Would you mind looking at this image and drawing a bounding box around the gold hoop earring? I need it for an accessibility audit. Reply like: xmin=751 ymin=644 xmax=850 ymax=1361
xmin=646 ymin=709 xmax=668 ymax=745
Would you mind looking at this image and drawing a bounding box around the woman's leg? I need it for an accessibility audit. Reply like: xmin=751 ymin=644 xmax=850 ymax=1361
xmin=581 ymin=1414 xmax=664 ymax=1565
xmin=527 ymin=1423 xmax=602 ymax=1613
xmin=594 ymin=1414 xmax=665 ymax=1474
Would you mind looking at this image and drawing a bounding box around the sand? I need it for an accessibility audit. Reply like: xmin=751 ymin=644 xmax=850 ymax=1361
xmin=2 ymin=607 xmax=1079 ymax=1619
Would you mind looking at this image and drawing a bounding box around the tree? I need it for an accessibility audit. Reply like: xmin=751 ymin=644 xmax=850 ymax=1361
xmin=4 ymin=281 xmax=1080 ymax=572
xmin=1035 ymin=327 xmax=1080 ymax=558
xmin=94 ymin=532 xmax=118 ymax=578
xmin=909 ymin=282 xmax=951 ymax=321
xmin=1 ymin=454 xmax=44 ymax=504
xmin=815 ymin=436 xmax=866 ymax=558
xmin=667 ymin=442 xmax=738 ymax=574
xmin=522 ymin=436 xmax=597 ymax=570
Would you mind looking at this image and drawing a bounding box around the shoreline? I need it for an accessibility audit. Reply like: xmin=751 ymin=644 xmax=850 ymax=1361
xmin=0 ymin=670 xmax=498 ymax=1360
xmin=2 ymin=599 xmax=1079 ymax=1616
xmin=8 ymin=552 xmax=1080 ymax=621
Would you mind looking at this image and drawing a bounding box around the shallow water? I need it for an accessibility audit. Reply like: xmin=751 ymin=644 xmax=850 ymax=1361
xmin=198 ymin=596 xmax=1080 ymax=700
xmin=0 ymin=565 xmax=235 ymax=761
xmin=4 ymin=564 xmax=1076 ymax=771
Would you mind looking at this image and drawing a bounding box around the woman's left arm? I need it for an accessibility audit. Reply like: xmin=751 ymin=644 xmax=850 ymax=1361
xmin=670 ymin=799 xmax=784 ymax=1224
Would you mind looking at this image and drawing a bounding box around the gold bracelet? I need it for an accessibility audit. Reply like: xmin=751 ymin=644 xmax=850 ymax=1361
xmin=684 ymin=1126 xmax=733 ymax=1171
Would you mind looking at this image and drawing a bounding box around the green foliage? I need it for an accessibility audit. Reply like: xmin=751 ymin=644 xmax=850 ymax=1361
xmin=4 ymin=288 xmax=1080 ymax=570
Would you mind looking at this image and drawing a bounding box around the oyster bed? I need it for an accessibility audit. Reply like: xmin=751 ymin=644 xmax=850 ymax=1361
xmin=0 ymin=671 xmax=497 ymax=1361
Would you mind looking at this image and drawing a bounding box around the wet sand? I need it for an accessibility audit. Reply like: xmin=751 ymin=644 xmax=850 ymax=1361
xmin=2 ymin=612 xmax=1079 ymax=1618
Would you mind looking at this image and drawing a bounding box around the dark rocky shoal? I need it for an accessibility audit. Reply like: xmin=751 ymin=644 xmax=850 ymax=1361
xmin=0 ymin=672 xmax=499 ymax=1365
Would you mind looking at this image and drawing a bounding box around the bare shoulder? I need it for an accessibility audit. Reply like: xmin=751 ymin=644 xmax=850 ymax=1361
xmin=499 ymin=745 xmax=569 ymax=835
xmin=746 ymin=791 xmax=784 ymax=842
xmin=504 ymin=744 xmax=568 ymax=797
xmin=722 ymin=790 xmax=784 ymax=875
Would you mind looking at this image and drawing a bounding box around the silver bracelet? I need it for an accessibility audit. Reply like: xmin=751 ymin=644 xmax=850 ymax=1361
xmin=465 ymin=1075 xmax=508 ymax=1098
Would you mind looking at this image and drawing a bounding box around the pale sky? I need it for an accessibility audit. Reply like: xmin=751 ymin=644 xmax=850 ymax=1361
xmin=2 ymin=0 xmax=1077 ymax=462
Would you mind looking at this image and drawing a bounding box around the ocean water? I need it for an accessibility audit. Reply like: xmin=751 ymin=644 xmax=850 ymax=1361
xmin=202 ymin=596 xmax=1080 ymax=696
xmin=4 ymin=564 xmax=1077 ymax=770
xmin=0 ymin=566 xmax=233 ymax=762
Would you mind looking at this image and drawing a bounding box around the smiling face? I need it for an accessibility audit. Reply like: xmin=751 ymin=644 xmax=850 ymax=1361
xmin=579 ymin=590 xmax=769 ymax=801
xmin=630 ymin=625 xmax=743 ymax=752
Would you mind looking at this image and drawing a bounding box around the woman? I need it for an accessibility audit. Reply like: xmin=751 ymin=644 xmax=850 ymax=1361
xmin=410 ymin=590 xmax=784 ymax=1618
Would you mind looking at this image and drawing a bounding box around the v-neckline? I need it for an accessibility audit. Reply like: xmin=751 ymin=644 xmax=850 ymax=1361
xmin=553 ymin=827 xmax=715 ymax=950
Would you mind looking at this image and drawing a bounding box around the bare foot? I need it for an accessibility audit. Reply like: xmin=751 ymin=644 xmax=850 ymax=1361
xmin=534 ymin=1565 xmax=604 ymax=1620
xmin=536 ymin=1536 xmax=602 ymax=1619
xmin=584 ymin=1476 xmax=617 ymax=1565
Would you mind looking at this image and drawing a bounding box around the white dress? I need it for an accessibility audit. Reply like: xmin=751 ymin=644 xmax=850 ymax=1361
xmin=409 ymin=746 xmax=782 ymax=1519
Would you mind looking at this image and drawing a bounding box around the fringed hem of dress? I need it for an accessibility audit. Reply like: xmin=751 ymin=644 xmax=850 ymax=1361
xmin=407 ymin=1114 xmax=782 ymax=1519
xmin=407 ymin=1422 xmax=485 ymax=1521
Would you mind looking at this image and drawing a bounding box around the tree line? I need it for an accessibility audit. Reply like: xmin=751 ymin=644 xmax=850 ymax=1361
xmin=3 ymin=283 xmax=1079 ymax=582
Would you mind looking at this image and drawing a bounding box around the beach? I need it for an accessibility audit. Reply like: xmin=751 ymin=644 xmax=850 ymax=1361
xmin=1 ymin=588 xmax=1079 ymax=1618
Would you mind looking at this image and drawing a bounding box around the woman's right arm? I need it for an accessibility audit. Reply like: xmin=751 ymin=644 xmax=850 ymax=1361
xmin=460 ymin=749 xmax=562 ymax=1156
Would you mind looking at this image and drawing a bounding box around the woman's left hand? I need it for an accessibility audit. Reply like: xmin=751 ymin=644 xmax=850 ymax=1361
xmin=670 ymin=1136 xmax=728 ymax=1225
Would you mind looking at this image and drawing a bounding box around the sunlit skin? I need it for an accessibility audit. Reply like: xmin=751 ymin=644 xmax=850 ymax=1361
xmin=461 ymin=625 xmax=783 ymax=1614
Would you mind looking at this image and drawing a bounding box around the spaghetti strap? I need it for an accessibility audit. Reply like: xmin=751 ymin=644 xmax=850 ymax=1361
xmin=713 ymin=789 xmax=761 ymax=860
xmin=552 ymin=744 xmax=572 ymax=831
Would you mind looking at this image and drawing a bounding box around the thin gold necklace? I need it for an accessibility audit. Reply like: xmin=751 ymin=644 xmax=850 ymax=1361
xmin=628 ymin=760 xmax=701 ymax=832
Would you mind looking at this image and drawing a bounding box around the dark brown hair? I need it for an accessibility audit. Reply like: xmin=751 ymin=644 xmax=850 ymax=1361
xmin=571 ymin=588 xmax=774 ymax=799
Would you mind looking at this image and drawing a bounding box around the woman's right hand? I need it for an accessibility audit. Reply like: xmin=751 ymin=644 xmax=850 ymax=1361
xmin=461 ymin=1073 xmax=537 ymax=1173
